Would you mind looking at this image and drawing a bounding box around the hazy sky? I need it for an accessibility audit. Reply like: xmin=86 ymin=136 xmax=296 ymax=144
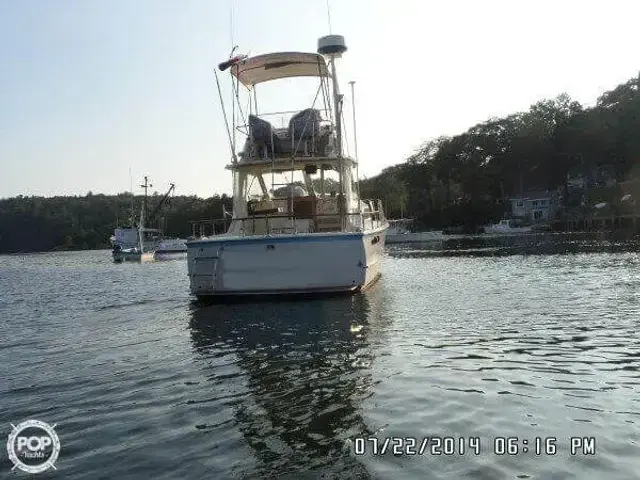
xmin=1 ymin=0 xmax=639 ymax=198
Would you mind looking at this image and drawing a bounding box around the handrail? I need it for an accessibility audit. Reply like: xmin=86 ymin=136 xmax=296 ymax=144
xmin=189 ymin=217 xmax=229 ymax=237
xmin=229 ymin=211 xmax=383 ymax=221
xmin=189 ymin=207 xmax=387 ymax=238
xmin=232 ymin=210 xmax=385 ymax=236
xmin=249 ymin=108 xmax=331 ymax=118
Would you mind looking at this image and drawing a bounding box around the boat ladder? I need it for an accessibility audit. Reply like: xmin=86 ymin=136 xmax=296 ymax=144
xmin=193 ymin=246 xmax=223 ymax=293
xmin=211 ymin=247 xmax=222 ymax=289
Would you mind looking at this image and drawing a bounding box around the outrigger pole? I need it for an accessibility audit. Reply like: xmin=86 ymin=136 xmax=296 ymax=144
xmin=215 ymin=52 xmax=248 ymax=165
xmin=214 ymin=69 xmax=237 ymax=165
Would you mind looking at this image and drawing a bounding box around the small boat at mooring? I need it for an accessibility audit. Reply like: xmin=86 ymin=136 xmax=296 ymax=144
xmin=386 ymin=219 xmax=445 ymax=244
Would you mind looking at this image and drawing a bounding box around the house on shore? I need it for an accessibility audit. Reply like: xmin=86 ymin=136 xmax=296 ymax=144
xmin=509 ymin=190 xmax=562 ymax=224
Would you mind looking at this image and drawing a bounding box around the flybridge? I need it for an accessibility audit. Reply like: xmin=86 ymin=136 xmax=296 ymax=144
xmin=215 ymin=36 xmax=351 ymax=167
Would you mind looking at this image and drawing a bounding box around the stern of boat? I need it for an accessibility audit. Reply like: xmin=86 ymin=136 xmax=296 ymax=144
xmin=187 ymin=229 xmax=386 ymax=297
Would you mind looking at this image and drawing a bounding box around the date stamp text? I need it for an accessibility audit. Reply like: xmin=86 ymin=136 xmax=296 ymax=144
xmin=352 ymin=436 xmax=597 ymax=456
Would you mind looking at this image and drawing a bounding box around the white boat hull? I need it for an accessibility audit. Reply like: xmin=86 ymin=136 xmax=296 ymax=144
xmin=154 ymin=251 xmax=187 ymax=261
xmin=155 ymin=238 xmax=188 ymax=254
xmin=187 ymin=228 xmax=386 ymax=297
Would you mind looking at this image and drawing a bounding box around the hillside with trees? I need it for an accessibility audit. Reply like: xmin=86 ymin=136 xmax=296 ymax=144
xmin=360 ymin=73 xmax=640 ymax=230
xmin=0 ymin=193 xmax=232 ymax=253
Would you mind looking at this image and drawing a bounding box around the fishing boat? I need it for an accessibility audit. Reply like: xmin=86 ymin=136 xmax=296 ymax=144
xmin=111 ymin=177 xmax=186 ymax=261
xmin=112 ymin=205 xmax=155 ymax=263
xmin=110 ymin=227 xmax=161 ymax=253
xmin=186 ymin=34 xmax=388 ymax=298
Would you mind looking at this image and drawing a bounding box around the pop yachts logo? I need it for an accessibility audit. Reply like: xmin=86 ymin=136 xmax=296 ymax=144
xmin=7 ymin=420 xmax=60 ymax=473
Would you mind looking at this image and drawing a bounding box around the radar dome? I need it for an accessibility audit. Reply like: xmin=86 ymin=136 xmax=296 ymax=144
xmin=317 ymin=35 xmax=347 ymax=56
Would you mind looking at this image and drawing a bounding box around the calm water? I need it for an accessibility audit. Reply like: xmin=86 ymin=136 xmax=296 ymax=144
xmin=1 ymin=234 xmax=639 ymax=479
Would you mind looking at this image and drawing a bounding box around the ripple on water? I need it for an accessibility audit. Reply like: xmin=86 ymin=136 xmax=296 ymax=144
xmin=1 ymin=247 xmax=639 ymax=478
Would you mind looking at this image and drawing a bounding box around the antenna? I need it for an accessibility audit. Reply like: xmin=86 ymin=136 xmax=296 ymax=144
xmin=326 ymin=0 xmax=332 ymax=34
xmin=229 ymin=0 xmax=235 ymax=52
xmin=139 ymin=176 xmax=152 ymax=196
xmin=229 ymin=0 xmax=237 ymax=158
xmin=214 ymin=69 xmax=238 ymax=163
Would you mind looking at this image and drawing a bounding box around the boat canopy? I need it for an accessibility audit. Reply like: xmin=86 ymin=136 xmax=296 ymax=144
xmin=231 ymin=52 xmax=329 ymax=87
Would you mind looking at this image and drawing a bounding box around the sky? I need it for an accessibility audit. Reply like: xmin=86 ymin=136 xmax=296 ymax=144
xmin=1 ymin=0 xmax=640 ymax=198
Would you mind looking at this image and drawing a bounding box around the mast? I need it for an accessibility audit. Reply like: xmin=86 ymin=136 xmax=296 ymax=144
xmin=129 ymin=166 xmax=134 ymax=226
xmin=349 ymin=80 xmax=361 ymax=212
xmin=332 ymin=59 xmax=344 ymax=228
xmin=349 ymin=81 xmax=359 ymax=162
xmin=139 ymin=176 xmax=152 ymax=228
xmin=138 ymin=204 xmax=145 ymax=251
xmin=330 ymin=58 xmax=343 ymax=156
xmin=318 ymin=35 xmax=348 ymax=228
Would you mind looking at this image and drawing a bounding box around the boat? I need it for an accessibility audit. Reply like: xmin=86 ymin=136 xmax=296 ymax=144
xmin=154 ymin=237 xmax=188 ymax=260
xmin=110 ymin=226 xmax=161 ymax=253
xmin=111 ymin=177 xmax=186 ymax=260
xmin=483 ymin=219 xmax=533 ymax=235
xmin=186 ymin=34 xmax=389 ymax=298
xmin=112 ymin=203 xmax=155 ymax=263
xmin=386 ymin=218 xmax=445 ymax=244
xmin=156 ymin=238 xmax=188 ymax=253
xmin=112 ymin=245 xmax=155 ymax=263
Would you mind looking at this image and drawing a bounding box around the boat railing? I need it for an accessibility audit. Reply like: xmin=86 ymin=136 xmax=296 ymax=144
xmin=189 ymin=218 xmax=229 ymax=238
xmin=225 ymin=209 xmax=386 ymax=237
xmin=235 ymin=108 xmax=333 ymax=134
xmin=188 ymin=199 xmax=387 ymax=239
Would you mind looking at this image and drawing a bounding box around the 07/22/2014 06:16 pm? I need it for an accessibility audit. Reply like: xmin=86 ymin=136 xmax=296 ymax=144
xmin=352 ymin=436 xmax=597 ymax=457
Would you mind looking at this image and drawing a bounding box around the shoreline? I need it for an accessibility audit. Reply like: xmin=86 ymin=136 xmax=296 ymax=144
xmin=2 ymin=229 xmax=639 ymax=256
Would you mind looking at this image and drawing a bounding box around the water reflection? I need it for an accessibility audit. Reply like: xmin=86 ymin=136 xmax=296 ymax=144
xmin=188 ymin=294 xmax=381 ymax=478
xmin=386 ymin=232 xmax=640 ymax=258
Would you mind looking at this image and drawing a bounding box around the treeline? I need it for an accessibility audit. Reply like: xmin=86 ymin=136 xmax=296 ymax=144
xmin=360 ymin=73 xmax=640 ymax=229
xmin=0 ymin=193 xmax=232 ymax=253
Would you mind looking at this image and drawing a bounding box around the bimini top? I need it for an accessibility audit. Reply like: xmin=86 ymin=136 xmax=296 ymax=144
xmin=231 ymin=52 xmax=329 ymax=87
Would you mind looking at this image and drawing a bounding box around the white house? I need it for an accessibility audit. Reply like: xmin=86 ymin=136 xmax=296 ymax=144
xmin=510 ymin=190 xmax=560 ymax=223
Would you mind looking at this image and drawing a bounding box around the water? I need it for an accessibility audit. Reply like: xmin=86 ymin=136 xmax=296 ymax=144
xmin=1 ymin=236 xmax=639 ymax=479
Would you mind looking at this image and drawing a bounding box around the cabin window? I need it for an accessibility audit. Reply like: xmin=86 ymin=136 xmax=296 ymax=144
xmin=532 ymin=200 xmax=538 ymax=207
xmin=533 ymin=210 xmax=543 ymax=220
xmin=516 ymin=200 xmax=524 ymax=207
